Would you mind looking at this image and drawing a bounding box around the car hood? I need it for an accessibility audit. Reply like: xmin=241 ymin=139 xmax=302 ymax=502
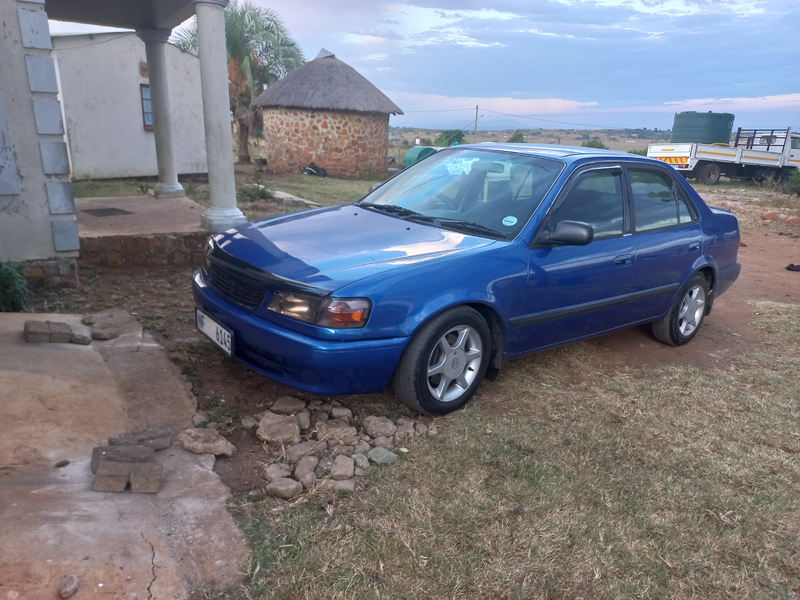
xmin=211 ymin=205 xmax=496 ymax=293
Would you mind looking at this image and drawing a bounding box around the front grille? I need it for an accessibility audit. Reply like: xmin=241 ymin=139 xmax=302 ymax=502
xmin=207 ymin=263 xmax=268 ymax=310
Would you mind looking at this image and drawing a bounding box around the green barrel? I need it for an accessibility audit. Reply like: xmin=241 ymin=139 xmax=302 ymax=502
xmin=670 ymin=111 xmax=735 ymax=144
xmin=403 ymin=146 xmax=438 ymax=167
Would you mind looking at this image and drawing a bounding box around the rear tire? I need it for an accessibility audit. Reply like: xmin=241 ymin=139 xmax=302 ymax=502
xmin=652 ymin=273 xmax=710 ymax=346
xmin=393 ymin=306 xmax=490 ymax=415
xmin=696 ymin=162 xmax=721 ymax=185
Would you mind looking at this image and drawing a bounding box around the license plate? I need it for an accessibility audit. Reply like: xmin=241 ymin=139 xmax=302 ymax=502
xmin=196 ymin=308 xmax=233 ymax=356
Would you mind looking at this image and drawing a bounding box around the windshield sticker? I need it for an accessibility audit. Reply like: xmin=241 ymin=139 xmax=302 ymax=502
xmin=502 ymin=216 xmax=518 ymax=227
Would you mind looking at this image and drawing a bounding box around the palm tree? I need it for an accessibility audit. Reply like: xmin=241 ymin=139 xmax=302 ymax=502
xmin=174 ymin=1 xmax=304 ymax=163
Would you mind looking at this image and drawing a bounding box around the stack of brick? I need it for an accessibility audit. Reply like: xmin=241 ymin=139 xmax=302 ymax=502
xmin=24 ymin=318 xmax=120 ymax=345
xmin=91 ymin=426 xmax=171 ymax=494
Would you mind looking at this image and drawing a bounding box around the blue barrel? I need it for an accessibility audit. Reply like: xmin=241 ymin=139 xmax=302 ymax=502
xmin=670 ymin=111 xmax=735 ymax=144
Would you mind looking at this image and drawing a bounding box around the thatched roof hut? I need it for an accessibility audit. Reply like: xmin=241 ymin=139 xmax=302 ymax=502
xmin=252 ymin=50 xmax=403 ymax=179
xmin=252 ymin=49 xmax=403 ymax=116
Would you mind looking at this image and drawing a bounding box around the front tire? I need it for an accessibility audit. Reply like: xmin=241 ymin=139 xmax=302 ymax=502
xmin=652 ymin=273 xmax=710 ymax=346
xmin=393 ymin=306 xmax=491 ymax=415
xmin=697 ymin=162 xmax=721 ymax=185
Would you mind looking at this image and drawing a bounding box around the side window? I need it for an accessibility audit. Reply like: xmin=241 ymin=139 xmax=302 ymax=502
xmin=140 ymin=84 xmax=154 ymax=131
xmin=629 ymin=169 xmax=686 ymax=232
xmin=550 ymin=169 xmax=624 ymax=239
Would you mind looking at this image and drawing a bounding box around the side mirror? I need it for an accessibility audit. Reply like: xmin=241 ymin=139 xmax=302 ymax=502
xmin=369 ymin=182 xmax=383 ymax=192
xmin=549 ymin=220 xmax=594 ymax=245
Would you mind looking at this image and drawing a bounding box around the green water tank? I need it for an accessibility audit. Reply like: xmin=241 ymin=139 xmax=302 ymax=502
xmin=403 ymin=146 xmax=438 ymax=167
xmin=670 ymin=111 xmax=735 ymax=144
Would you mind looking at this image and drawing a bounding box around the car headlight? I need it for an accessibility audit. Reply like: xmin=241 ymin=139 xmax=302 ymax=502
xmin=267 ymin=292 xmax=371 ymax=329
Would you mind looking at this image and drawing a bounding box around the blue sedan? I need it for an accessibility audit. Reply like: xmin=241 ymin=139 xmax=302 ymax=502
xmin=193 ymin=144 xmax=741 ymax=414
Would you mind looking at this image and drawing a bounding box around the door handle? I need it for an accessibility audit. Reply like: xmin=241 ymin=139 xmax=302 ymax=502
xmin=614 ymin=254 xmax=632 ymax=266
xmin=689 ymin=242 xmax=700 ymax=252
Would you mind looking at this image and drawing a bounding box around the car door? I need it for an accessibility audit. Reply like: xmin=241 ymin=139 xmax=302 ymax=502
xmin=510 ymin=164 xmax=637 ymax=353
xmin=624 ymin=165 xmax=703 ymax=321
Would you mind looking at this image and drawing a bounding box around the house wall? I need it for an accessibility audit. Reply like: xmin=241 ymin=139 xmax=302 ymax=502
xmin=53 ymin=33 xmax=208 ymax=180
xmin=0 ymin=0 xmax=79 ymax=265
xmin=262 ymin=108 xmax=389 ymax=179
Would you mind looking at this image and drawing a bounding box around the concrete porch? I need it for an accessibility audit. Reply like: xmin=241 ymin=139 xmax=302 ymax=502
xmin=75 ymin=194 xmax=210 ymax=269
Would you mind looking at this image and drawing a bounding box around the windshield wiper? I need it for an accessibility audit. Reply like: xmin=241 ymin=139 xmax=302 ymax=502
xmin=359 ymin=203 xmax=421 ymax=218
xmin=409 ymin=216 xmax=504 ymax=238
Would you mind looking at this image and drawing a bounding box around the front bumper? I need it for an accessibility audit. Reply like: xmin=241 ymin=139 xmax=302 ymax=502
xmin=192 ymin=270 xmax=409 ymax=395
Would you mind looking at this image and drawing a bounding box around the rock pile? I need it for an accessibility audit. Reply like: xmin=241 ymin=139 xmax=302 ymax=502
xmin=194 ymin=396 xmax=438 ymax=500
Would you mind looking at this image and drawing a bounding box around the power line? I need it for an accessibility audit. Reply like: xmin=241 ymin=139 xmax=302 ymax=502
xmin=480 ymin=108 xmax=613 ymax=129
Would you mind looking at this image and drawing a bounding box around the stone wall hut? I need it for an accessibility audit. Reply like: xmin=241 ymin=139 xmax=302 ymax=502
xmin=252 ymin=49 xmax=403 ymax=179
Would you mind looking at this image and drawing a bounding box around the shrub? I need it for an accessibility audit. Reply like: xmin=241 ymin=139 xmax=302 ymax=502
xmin=0 ymin=262 xmax=29 ymax=312
xmin=507 ymin=131 xmax=525 ymax=143
xmin=581 ymin=138 xmax=609 ymax=149
xmin=420 ymin=138 xmax=433 ymax=146
xmin=628 ymin=149 xmax=648 ymax=156
xmin=785 ymin=170 xmax=800 ymax=194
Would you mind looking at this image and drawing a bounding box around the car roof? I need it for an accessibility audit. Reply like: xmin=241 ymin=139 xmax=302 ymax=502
xmin=453 ymin=142 xmax=646 ymax=164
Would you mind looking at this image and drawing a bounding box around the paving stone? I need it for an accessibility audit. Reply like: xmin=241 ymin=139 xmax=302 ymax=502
xmin=24 ymin=320 xmax=50 ymax=343
xmin=265 ymin=477 xmax=303 ymax=499
xmin=373 ymin=436 xmax=394 ymax=449
xmin=331 ymin=455 xmax=355 ymax=480
xmin=109 ymin=425 xmax=171 ymax=450
xmin=264 ymin=462 xmax=293 ymax=482
xmin=241 ymin=415 xmax=260 ymax=429
xmin=91 ymin=323 xmax=120 ymax=340
xmin=93 ymin=460 xmax=134 ymax=492
xmin=295 ymin=410 xmax=311 ymax=430
xmin=286 ymin=440 xmax=324 ymax=465
xmin=315 ymin=419 xmax=358 ymax=444
xmin=368 ymin=447 xmax=399 ymax=464
xmin=59 ymin=575 xmax=81 ymax=598
xmin=352 ymin=453 xmax=370 ymax=470
xmin=363 ymin=415 xmax=397 ymax=438
xmin=322 ymin=478 xmax=355 ymax=493
xmin=257 ymin=412 xmax=301 ymax=444
xmin=298 ymin=472 xmax=316 ymax=490
xmin=294 ymin=456 xmax=319 ymax=489
xmin=395 ymin=420 xmax=416 ymax=440
xmin=271 ymin=396 xmax=307 ymax=415
xmin=352 ymin=441 xmax=372 ymax=455
xmin=47 ymin=321 xmax=73 ymax=343
xmin=70 ymin=323 xmax=92 ymax=345
xmin=130 ymin=461 xmax=163 ymax=494
xmin=91 ymin=444 xmax=155 ymax=474
xmin=330 ymin=406 xmax=352 ymax=422
xmin=177 ymin=428 xmax=236 ymax=456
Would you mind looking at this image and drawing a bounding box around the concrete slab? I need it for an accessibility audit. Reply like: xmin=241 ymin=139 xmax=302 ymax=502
xmin=76 ymin=195 xmax=207 ymax=237
xmin=0 ymin=310 xmax=249 ymax=598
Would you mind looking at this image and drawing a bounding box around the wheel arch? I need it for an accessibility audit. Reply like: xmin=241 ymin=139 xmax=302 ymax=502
xmin=466 ymin=302 xmax=505 ymax=381
xmin=694 ymin=265 xmax=716 ymax=315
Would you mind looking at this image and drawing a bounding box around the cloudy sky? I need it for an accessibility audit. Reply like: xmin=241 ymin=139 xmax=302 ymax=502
xmin=50 ymin=0 xmax=799 ymax=131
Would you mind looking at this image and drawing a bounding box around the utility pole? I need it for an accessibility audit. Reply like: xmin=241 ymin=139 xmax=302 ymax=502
xmin=474 ymin=105 xmax=479 ymax=144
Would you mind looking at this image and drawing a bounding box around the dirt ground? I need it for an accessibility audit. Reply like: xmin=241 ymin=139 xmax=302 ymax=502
xmin=31 ymin=187 xmax=800 ymax=496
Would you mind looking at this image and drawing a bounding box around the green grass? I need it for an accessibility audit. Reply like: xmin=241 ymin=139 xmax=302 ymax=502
xmin=226 ymin=320 xmax=800 ymax=598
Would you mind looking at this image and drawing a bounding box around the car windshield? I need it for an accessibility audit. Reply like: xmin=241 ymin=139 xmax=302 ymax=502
xmin=359 ymin=148 xmax=564 ymax=240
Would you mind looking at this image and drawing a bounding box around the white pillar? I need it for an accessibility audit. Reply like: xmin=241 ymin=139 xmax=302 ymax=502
xmin=194 ymin=0 xmax=247 ymax=232
xmin=136 ymin=28 xmax=185 ymax=197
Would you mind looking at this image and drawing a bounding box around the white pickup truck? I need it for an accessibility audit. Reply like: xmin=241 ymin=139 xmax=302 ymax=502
xmin=647 ymin=127 xmax=800 ymax=184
